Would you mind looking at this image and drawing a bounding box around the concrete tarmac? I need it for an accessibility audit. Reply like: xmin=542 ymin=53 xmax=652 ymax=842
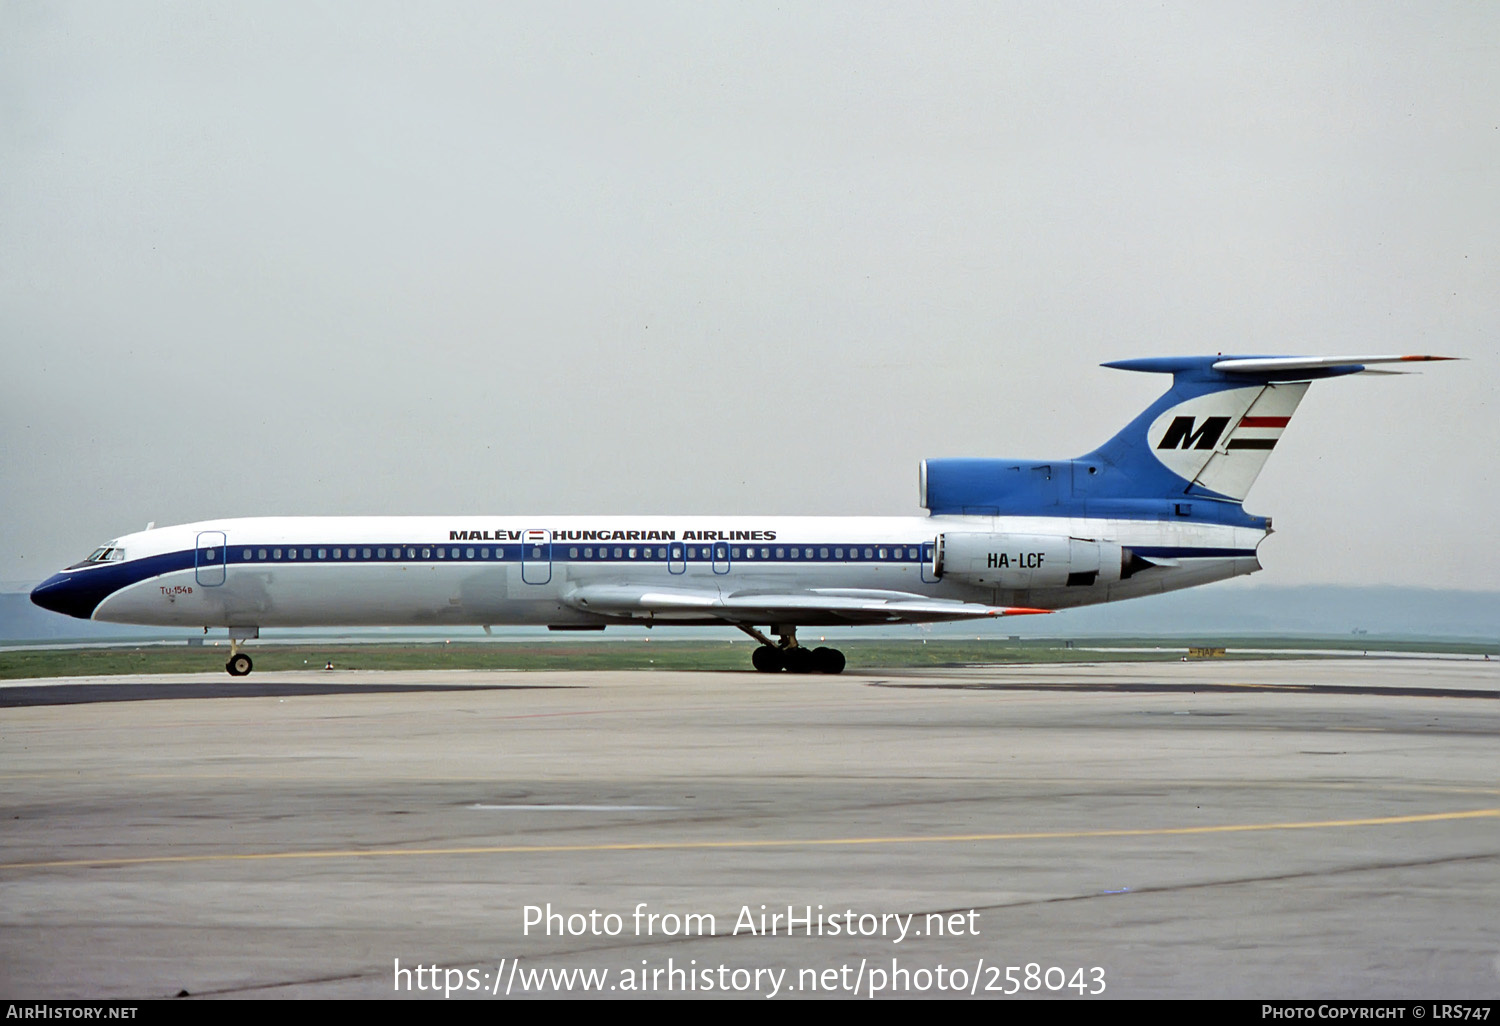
xmin=1 ymin=658 xmax=1497 ymax=1000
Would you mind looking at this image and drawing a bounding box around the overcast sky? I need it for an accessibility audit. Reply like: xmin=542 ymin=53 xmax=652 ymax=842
xmin=3 ymin=1 xmax=1496 ymax=592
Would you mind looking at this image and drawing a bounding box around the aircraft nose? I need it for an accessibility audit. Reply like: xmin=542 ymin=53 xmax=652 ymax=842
xmin=30 ymin=573 xmax=96 ymax=620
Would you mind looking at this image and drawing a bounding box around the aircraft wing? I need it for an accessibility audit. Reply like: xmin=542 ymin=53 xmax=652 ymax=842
xmin=563 ymin=584 xmax=1050 ymax=625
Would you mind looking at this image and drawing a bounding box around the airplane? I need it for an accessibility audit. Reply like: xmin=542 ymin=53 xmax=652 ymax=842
xmin=30 ymin=353 xmax=1451 ymax=677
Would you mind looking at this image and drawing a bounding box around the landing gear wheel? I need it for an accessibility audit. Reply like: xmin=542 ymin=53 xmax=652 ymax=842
xmin=751 ymin=646 xmax=783 ymax=673
xmin=782 ymin=647 xmax=816 ymax=674
xmin=226 ymin=653 xmax=253 ymax=677
xmin=812 ymin=647 xmax=845 ymax=674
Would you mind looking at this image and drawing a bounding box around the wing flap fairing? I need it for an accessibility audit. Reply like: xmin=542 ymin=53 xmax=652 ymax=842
xmin=564 ymin=584 xmax=1049 ymax=625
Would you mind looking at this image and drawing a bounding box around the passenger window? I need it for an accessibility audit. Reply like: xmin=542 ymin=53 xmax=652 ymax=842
xmin=242 ymin=549 xmax=252 ymax=560
xmin=436 ymin=548 xmax=445 ymax=559
xmin=273 ymin=549 xmax=281 ymax=559
xmin=820 ymin=548 xmax=828 ymax=559
xmin=865 ymin=548 xmax=874 ymax=559
xmin=834 ymin=548 xmax=843 ymax=558
xmin=334 ymin=549 xmax=343 ymax=559
xmin=364 ymin=548 xmax=372 ymax=559
xmin=878 ymin=548 xmax=887 ymax=559
xmin=481 ymin=548 xmax=489 ymax=558
xmin=288 ymin=549 xmax=297 ymax=560
xmin=205 ymin=548 xmax=216 ymax=560
xmin=422 ymin=548 xmax=431 ymax=559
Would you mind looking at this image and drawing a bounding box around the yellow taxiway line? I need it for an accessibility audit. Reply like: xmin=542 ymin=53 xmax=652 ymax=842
xmin=3 ymin=808 xmax=1496 ymax=872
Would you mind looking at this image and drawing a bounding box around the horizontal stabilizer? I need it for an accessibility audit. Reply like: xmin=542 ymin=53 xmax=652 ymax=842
xmin=1211 ymin=354 xmax=1457 ymax=376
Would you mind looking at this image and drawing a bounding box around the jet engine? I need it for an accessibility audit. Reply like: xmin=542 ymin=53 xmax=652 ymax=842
xmin=935 ymin=533 xmax=1143 ymax=589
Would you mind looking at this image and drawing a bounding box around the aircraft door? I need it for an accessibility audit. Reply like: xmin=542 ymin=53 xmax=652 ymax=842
xmin=196 ymin=531 xmax=227 ymax=587
xmin=521 ymin=529 xmax=552 ymax=585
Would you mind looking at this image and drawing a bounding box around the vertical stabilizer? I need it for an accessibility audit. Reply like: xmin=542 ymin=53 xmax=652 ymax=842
xmin=920 ymin=354 xmax=1453 ymax=523
xmin=1143 ymin=380 xmax=1310 ymax=502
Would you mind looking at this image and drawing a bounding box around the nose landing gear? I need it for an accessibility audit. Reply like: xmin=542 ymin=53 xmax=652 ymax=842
xmin=223 ymin=627 xmax=259 ymax=677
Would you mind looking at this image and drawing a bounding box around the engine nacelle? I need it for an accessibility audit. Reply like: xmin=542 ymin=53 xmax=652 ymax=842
xmin=937 ymin=533 xmax=1128 ymax=590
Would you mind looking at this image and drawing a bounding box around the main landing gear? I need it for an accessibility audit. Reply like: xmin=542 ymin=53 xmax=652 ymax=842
xmin=735 ymin=624 xmax=845 ymax=675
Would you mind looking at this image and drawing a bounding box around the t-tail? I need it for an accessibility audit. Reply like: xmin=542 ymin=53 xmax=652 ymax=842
xmin=919 ymin=354 xmax=1455 ymax=528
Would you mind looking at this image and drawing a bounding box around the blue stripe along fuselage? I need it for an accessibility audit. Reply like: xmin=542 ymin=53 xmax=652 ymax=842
xmin=30 ymin=549 xmax=197 ymax=620
xmin=28 ymin=542 xmax=1259 ymax=621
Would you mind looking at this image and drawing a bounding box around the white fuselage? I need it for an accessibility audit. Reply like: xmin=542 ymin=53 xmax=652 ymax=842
xmin=75 ymin=514 xmax=1265 ymax=629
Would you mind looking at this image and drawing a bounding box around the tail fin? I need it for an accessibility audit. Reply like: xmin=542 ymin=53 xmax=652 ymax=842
xmin=1092 ymin=354 xmax=1456 ymax=504
xmin=1128 ymin=376 xmax=1309 ymax=503
xmin=920 ymin=354 xmax=1454 ymax=525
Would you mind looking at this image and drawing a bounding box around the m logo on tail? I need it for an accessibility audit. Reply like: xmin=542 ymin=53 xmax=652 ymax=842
xmin=1156 ymin=416 xmax=1230 ymax=451
xmin=1147 ymin=383 xmax=1310 ymax=500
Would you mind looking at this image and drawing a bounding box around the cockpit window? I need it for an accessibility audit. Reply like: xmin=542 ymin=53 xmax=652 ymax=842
xmin=65 ymin=543 xmax=126 ymax=571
